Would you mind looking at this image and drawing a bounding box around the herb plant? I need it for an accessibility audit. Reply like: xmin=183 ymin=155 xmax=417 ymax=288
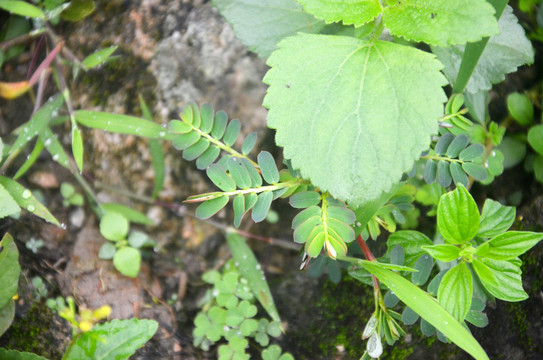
xmin=1 ymin=0 xmax=543 ymax=359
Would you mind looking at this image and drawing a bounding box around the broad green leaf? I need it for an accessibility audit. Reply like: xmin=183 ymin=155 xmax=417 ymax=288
xmin=382 ymin=0 xmax=498 ymax=46
xmin=437 ymin=185 xmax=480 ymax=244
xmin=9 ymin=94 xmax=64 ymax=156
xmin=60 ymin=0 xmax=95 ymax=21
xmin=63 ymin=318 xmax=158 ymax=360
xmin=100 ymin=212 xmax=129 ymax=241
xmin=289 ymin=191 xmax=321 ymax=208
xmin=98 ymin=242 xmax=116 ymax=260
xmin=81 ymin=46 xmax=118 ymax=69
xmin=472 ymin=258 xmax=527 ymax=302
xmin=362 ymin=261 xmax=489 ymax=360
xmin=482 ymin=231 xmax=543 ymax=260
xmin=226 ymin=232 xmax=280 ymax=321
xmin=0 ymin=176 xmax=61 ymax=227
xmin=264 ymin=34 xmax=447 ymax=206
xmin=297 ymin=0 xmax=381 ymax=27
xmin=411 ymin=254 xmax=433 ymax=286
xmin=0 ymin=300 xmax=15 ymax=337
xmin=207 ymin=164 xmax=237 ymax=192
xmin=212 ymin=0 xmax=325 ymax=58
xmin=72 ymin=125 xmax=84 ymax=172
xmin=437 ymin=262 xmax=472 ymax=321
xmin=0 ymin=349 xmax=48 ymax=360
xmin=507 ymin=92 xmax=533 ymax=126
xmin=74 ymin=111 xmax=172 ymax=140
xmin=0 ymin=0 xmax=45 ymax=18
xmin=196 ymin=196 xmax=229 ymax=219
xmin=421 ymin=244 xmax=461 ymax=262
xmin=252 ymin=191 xmax=273 ymax=223
xmin=0 ymin=184 xmax=20 ymax=218
xmin=433 ymin=6 xmax=534 ymax=93
xmin=528 ymin=125 xmax=543 ymax=156
xmin=477 ymin=198 xmax=515 ymax=238
xmin=0 ymin=234 xmax=20 ymax=309
xmin=258 ymin=151 xmax=279 ymax=184
xmin=101 ymin=203 xmax=153 ymax=225
xmin=387 ymin=231 xmax=433 ymax=268
xmin=113 ymin=247 xmax=141 ymax=278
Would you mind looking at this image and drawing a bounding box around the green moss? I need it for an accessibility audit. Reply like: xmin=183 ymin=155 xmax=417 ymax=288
xmin=1 ymin=302 xmax=64 ymax=359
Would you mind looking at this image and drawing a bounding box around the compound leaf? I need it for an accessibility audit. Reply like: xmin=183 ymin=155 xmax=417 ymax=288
xmin=297 ymin=0 xmax=382 ymax=27
xmin=212 ymin=0 xmax=325 ymax=58
xmin=382 ymin=0 xmax=498 ymax=46
xmin=433 ymin=6 xmax=534 ymax=93
xmin=264 ymin=34 xmax=447 ymax=206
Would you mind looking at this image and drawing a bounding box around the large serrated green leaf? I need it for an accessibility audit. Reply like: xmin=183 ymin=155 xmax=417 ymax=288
xmin=264 ymin=34 xmax=447 ymax=206
xmin=63 ymin=318 xmax=158 ymax=360
xmin=212 ymin=0 xmax=325 ymax=58
xmin=433 ymin=6 xmax=534 ymax=93
xmin=383 ymin=0 xmax=498 ymax=46
xmin=0 ymin=300 xmax=15 ymax=337
xmin=361 ymin=261 xmax=489 ymax=360
xmin=297 ymin=0 xmax=381 ymax=27
xmin=0 ymin=234 xmax=20 ymax=310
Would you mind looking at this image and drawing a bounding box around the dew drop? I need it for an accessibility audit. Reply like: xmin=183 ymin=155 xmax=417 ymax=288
xmin=22 ymin=190 xmax=32 ymax=199
xmin=159 ymin=131 xmax=166 ymax=137
xmin=52 ymin=154 xmax=60 ymax=161
xmin=444 ymin=321 xmax=448 ymax=325
xmin=27 ymin=204 xmax=36 ymax=212
xmin=60 ymin=223 xmax=67 ymax=230
xmin=44 ymin=138 xmax=52 ymax=146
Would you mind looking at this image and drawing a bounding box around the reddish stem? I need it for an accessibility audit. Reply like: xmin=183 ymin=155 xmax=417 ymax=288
xmin=356 ymin=235 xmax=380 ymax=290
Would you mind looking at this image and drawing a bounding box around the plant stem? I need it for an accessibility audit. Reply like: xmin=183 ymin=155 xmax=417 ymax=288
xmin=356 ymin=235 xmax=380 ymax=292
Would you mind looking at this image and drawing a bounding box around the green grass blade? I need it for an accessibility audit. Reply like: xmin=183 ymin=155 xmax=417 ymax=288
xmin=362 ymin=261 xmax=489 ymax=360
xmin=13 ymin=139 xmax=44 ymax=180
xmin=226 ymin=232 xmax=280 ymax=322
xmin=452 ymin=0 xmax=508 ymax=94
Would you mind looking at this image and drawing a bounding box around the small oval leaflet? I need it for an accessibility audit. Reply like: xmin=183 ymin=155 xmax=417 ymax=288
xmin=437 ymin=160 xmax=452 ymax=187
xmin=241 ymin=132 xmax=257 ymax=155
xmin=206 ymin=164 xmax=236 ymax=192
xmin=172 ymin=132 xmax=200 ymax=150
xmin=289 ymin=191 xmax=321 ymax=208
xmin=199 ymin=103 xmax=215 ymax=133
xmin=258 ymin=151 xmax=280 ymax=184
xmin=223 ymin=119 xmax=241 ymax=147
xmin=211 ymin=110 xmax=228 ymax=139
xmin=252 ymin=191 xmax=273 ymax=223
xmin=196 ymin=196 xmax=229 ymax=219
xmin=446 ymin=134 xmax=470 ymax=158
xmin=459 ymin=143 xmax=485 ymax=161
xmin=228 ymin=157 xmax=252 ymax=189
